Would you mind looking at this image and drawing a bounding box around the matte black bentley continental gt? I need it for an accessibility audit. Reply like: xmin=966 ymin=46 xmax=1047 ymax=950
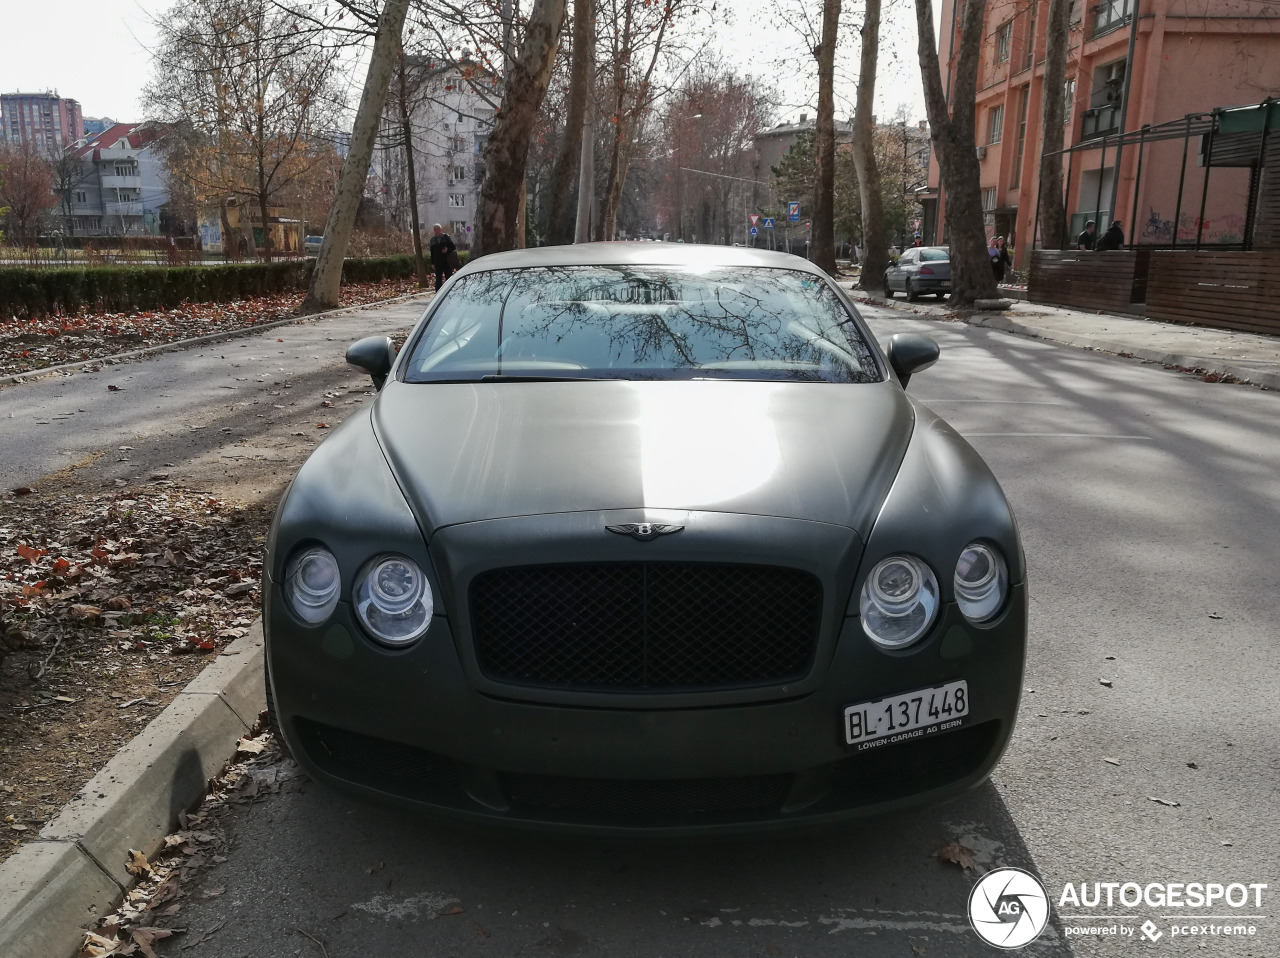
xmin=262 ymin=243 xmax=1026 ymax=833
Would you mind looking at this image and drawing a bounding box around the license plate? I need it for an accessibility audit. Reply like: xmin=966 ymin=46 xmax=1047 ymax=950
xmin=843 ymin=680 xmax=969 ymax=746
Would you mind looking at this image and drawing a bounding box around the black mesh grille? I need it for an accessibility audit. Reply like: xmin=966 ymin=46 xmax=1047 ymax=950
xmin=470 ymin=563 xmax=822 ymax=691
xmin=502 ymin=771 xmax=793 ymax=814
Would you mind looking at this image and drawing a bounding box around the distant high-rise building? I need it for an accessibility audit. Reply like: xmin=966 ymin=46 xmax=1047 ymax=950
xmin=82 ymin=116 xmax=115 ymax=137
xmin=0 ymin=91 xmax=84 ymax=152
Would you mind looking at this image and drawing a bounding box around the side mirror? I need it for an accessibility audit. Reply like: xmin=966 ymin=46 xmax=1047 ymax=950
xmin=886 ymin=333 xmax=940 ymax=389
xmin=345 ymin=336 xmax=396 ymax=390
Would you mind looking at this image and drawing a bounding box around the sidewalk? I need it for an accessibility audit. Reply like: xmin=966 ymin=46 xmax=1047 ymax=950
xmin=840 ymin=280 xmax=1280 ymax=390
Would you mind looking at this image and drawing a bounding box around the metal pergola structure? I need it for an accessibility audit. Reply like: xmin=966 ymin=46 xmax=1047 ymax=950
xmin=1034 ymin=97 xmax=1280 ymax=251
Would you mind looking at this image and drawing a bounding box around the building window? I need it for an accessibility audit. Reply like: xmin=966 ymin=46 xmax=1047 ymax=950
xmin=1010 ymin=87 xmax=1030 ymax=190
xmin=448 ymin=193 xmax=466 ymax=208
xmin=451 ymin=220 xmax=468 ymax=236
xmin=1092 ymin=0 xmax=1133 ymax=37
xmin=983 ymin=187 xmax=997 ymax=211
xmin=988 ymin=105 xmax=1004 ymax=144
xmin=449 ymin=136 xmax=466 ymax=153
xmin=1022 ymin=0 xmax=1038 ymax=70
xmin=1064 ymin=78 xmax=1077 ymax=121
xmin=114 ymin=161 xmax=137 ymax=176
xmin=996 ymin=22 xmax=1012 ymax=64
xmin=74 ymin=190 xmax=87 ymax=204
xmin=449 ymin=165 xmax=467 ymax=183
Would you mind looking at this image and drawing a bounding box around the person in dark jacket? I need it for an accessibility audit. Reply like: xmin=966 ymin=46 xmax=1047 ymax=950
xmin=428 ymin=224 xmax=458 ymax=291
xmin=1076 ymin=220 xmax=1097 ymax=250
xmin=1097 ymin=220 xmax=1125 ymax=251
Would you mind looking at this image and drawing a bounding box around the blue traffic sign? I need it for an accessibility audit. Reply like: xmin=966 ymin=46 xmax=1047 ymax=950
xmin=787 ymin=202 xmax=801 ymax=222
xmin=762 ymin=217 xmax=775 ymax=229
xmin=749 ymin=226 xmax=759 ymax=236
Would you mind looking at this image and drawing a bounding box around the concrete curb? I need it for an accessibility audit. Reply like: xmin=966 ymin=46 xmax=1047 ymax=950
xmin=3 ymin=289 xmax=434 ymax=387
xmin=0 ymin=625 xmax=266 ymax=958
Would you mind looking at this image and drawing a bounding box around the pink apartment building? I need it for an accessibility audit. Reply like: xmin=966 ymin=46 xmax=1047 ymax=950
xmin=1 ymin=91 xmax=84 ymax=152
xmin=922 ymin=0 xmax=1280 ymax=269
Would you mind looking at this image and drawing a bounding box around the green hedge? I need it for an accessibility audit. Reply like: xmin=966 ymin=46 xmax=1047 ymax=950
xmin=0 ymin=254 xmax=441 ymax=320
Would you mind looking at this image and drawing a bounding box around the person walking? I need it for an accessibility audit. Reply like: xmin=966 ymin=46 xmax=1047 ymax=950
xmin=1097 ymin=220 xmax=1125 ymax=251
xmin=1076 ymin=220 xmax=1097 ymax=250
xmin=990 ymin=236 xmax=1012 ymax=284
xmin=428 ymin=224 xmax=458 ymax=291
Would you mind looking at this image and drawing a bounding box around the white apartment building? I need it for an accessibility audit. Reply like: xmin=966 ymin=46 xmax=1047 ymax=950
xmin=373 ymin=59 xmax=497 ymax=248
xmin=64 ymin=122 xmax=169 ymax=236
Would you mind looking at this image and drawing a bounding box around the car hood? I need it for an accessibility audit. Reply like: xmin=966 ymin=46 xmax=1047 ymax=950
xmin=373 ymin=379 xmax=914 ymax=536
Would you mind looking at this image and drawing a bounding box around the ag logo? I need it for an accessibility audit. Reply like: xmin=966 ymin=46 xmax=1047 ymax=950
xmin=968 ymin=867 xmax=1050 ymax=949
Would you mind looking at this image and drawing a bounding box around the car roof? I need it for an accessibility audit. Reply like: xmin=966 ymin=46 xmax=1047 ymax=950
xmin=455 ymin=242 xmax=833 ymax=277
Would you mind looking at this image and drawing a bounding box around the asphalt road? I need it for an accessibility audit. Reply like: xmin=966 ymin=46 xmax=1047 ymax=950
xmin=8 ymin=301 xmax=1280 ymax=957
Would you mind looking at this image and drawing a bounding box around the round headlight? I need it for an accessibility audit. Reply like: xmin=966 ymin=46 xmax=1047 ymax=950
xmin=355 ymin=555 xmax=433 ymax=646
xmin=859 ymin=555 xmax=940 ymax=648
xmin=284 ymin=547 xmax=340 ymax=624
xmin=954 ymin=542 xmax=1008 ymax=623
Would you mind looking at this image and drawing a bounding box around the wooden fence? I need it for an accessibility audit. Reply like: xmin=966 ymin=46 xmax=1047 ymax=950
xmin=1145 ymin=251 xmax=1280 ymax=335
xmin=1029 ymin=250 xmax=1150 ymax=313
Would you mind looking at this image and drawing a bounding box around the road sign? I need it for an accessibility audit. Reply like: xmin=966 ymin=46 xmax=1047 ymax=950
xmin=749 ymin=226 xmax=759 ymax=236
xmin=762 ymin=217 xmax=775 ymax=229
xmin=787 ymin=202 xmax=801 ymax=222
xmin=748 ymin=213 xmax=761 ymax=227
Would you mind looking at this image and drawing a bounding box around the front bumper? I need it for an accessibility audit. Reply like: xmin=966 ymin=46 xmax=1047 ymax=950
xmin=266 ymin=581 xmax=1026 ymax=834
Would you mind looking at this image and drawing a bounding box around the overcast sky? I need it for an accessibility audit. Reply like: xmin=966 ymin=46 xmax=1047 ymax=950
xmin=0 ymin=0 xmax=930 ymax=127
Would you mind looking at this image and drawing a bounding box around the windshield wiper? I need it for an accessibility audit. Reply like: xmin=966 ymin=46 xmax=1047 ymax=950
xmin=479 ymin=374 xmax=605 ymax=382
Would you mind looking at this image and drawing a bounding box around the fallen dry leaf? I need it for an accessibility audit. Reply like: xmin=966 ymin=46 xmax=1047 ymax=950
xmin=69 ymin=604 xmax=103 ymax=620
xmin=126 ymin=849 xmax=152 ymax=877
xmin=933 ymin=841 xmax=977 ymax=871
xmin=235 ymin=736 xmax=268 ymax=756
xmin=129 ymin=926 xmax=175 ymax=958
xmin=17 ymin=543 xmax=46 ymax=564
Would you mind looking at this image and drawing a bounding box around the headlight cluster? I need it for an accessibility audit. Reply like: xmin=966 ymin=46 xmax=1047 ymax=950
xmin=282 ymin=547 xmax=434 ymax=646
xmin=354 ymin=555 xmax=433 ymax=645
xmin=859 ymin=542 xmax=1008 ymax=649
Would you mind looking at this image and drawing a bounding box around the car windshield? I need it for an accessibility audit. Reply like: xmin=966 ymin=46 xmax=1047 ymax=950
xmin=403 ymin=265 xmax=881 ymax=383
xmin=920 ymin=248 xmax=949 ymax=262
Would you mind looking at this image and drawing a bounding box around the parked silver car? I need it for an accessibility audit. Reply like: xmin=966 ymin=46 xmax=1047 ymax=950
xmin=884 ymin=246 xmax=951 ymax=301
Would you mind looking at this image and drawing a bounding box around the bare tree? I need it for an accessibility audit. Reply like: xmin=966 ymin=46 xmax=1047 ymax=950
xmin=305 ymin=0 xmax=411 ymax=310
xmin=811 ymin=0 xmax=840 ymax=273
xmin=545 ymin=0 xmax=593 ymax=245
xmin=145 ymin=0 xmax=342 ymax=261
xmin=851 ymin=0 xmax=887 ymax=290
xmin=474 ymin=0 xmax=568 ymax=256
xmin=915 ymin=0 xmax=997 ymax=304
xmin=0 ymin=141 xmax=56 ymax=245
xmin=1036 ymin=0 xmax=1073 ymax=250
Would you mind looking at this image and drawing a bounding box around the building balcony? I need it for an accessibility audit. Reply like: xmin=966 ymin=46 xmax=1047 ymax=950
xmin=1081 ymin=106 xmax=1121 ymax=141
xmin=1088 ymin=0 xmax=1133 ymax=40
xmin=103 ymin=202 xmax=142 ymax=218
xmin=101 ymin=174 xmax=142 ymax=189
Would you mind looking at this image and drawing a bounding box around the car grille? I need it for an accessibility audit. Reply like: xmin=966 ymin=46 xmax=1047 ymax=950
xmin=470 ymin=563 xmax=822 ymax=691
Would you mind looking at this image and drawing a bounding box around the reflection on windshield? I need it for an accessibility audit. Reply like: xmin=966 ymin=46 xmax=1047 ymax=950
xmin=403 ymin=266 xmax=881 ymax=384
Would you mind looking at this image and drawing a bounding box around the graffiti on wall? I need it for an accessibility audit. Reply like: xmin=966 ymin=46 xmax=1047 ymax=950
xmin=1141 ymin=208 xmax=1246 ymax=244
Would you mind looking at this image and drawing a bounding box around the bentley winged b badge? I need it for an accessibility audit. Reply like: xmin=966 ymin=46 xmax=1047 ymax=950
xmin=606 ymin=522 xmax=685 ymax=541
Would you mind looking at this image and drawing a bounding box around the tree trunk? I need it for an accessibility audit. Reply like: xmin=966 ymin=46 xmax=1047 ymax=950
xmin=915 ymin=0 xmax=997 ymax=305
xmin=852 ymin=0 xmax=888 ymax=291
xmin=397 ymin=52 xmax=428 ymax=287
xmin=811 ymin=0 xmax=840 ymax=274
xmin=303 ymin=0 xmax=410 ymax=311
xmin=476 ymin=0 xmax=569 ymax=256
xmin=1037 ymin=0 xmax=1072 ymax=250
xmin=545 ymin=0 xmax=592 ymax=245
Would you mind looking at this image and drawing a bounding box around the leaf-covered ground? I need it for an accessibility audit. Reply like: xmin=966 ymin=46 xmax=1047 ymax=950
xmin=0 ymin=278 xmax=421 ymax=377
xmin=0 ymin=486 xmax=269 ymax=862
